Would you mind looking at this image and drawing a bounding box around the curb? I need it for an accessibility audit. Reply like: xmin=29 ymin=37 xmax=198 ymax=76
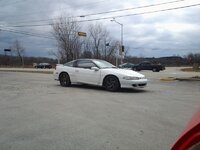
xmin=160 ymin=77 xmax=176 ymax=82
xmin=160 ymin=77 xmax=200 ymax=82
xmin=176 ymin=77 xmax=200 ymax=81
xmin=0 ymin=70 xmax=53 ymax=74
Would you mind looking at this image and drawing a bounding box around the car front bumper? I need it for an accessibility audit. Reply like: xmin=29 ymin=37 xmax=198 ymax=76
xmin=54 ymin=70 xmax=59 ymax=80
xmin=120 ymin=78 xmax=148 ymax=88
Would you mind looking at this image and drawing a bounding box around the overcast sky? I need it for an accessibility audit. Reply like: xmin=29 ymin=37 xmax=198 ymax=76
xmin=0 ymin=0 xmax=200 ymax=58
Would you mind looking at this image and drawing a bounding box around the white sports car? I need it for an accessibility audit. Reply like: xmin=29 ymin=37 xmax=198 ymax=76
xmin=54 ymin=59 xmax=148 ymax=91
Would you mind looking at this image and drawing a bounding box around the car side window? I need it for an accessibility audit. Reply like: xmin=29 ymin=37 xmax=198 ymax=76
xmin=76 ymin=60 xmax=96 ymax=69
xmin=141 ymin=63 xmax=150 ymax=66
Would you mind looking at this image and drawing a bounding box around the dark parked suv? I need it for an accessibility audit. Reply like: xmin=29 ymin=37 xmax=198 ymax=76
xmin=132 ymin=61 xmax=165 ymax=72
xmin=119 ymin=63 xmax=135 ymax=69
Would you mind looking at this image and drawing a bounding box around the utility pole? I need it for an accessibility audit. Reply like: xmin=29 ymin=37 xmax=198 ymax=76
xmin=111 ymin=18 xmax=124 ymax=65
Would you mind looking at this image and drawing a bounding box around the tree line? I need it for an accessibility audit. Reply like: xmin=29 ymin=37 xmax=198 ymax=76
xmin=1 ymin=53 xmax=200 ymax=68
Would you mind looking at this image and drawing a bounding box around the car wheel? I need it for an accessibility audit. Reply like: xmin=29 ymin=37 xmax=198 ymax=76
xmin=152 ymin=68 xmax=157 ymax=72
xmin=59 ymin=73 xmax=71 ymax=87
xmin=104 ymin=76 xmax=120 ymax=91
xmin=133 ymin=67 xmax=137 ymax=71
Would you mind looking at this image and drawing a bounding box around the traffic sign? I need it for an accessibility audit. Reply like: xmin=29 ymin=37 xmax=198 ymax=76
xmin=78 ymin=32 xmax=87 ymax=37
xmin=4 ymin=49 xmax=11 ymax=52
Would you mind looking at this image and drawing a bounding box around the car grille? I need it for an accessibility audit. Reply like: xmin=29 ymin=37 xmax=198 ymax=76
xmin=132 ymin=83 xmax=147 ymax=87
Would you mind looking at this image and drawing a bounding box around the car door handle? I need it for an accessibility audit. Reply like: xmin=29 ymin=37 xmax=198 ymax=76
xmin=75 ymin=70 xmax=79 ymax=73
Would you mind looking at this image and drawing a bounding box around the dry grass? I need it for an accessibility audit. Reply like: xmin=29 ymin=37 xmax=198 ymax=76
xmin=181 ymin=68 xmax=200 ymax=72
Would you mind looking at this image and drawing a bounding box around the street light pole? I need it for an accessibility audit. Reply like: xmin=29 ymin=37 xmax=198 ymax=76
xmin=111 ymin=18 xmax=123 ymax=65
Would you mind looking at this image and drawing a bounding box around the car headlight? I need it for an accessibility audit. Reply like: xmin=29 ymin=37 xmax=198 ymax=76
xmin=123 ymin=76 xmax=140 ymax=80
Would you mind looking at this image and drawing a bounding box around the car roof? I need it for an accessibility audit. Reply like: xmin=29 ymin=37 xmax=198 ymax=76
xmin=39 ymin=63 xmax=50 ymax=65
xmin=141 ymin=61 xmax=150 ymax=63
xmin=74 ymin=59 xmax=104 ymax=62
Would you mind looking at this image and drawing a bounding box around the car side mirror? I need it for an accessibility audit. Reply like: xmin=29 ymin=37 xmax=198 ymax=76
xmin=91 ymin=67 xmax=99 ymax=71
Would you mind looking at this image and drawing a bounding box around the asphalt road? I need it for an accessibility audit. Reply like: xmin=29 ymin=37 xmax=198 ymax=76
xmin=0 ymin=69 xmax=199 ymax=150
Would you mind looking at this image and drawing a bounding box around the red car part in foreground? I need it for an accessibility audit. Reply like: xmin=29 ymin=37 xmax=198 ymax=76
xmin=171 ymin=108 xmax=200 ymax=150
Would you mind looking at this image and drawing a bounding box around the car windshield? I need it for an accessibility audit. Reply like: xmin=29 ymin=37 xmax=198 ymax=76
xmin=93 ymin=60 xmax=116 ymax=69
xmin=64 ymin=60 xmax=75 ymax=67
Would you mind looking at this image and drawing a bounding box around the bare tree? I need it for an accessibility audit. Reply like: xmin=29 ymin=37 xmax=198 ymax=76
xmin=52 ymin=16 xmax=81 ymax=62
xmin=88 ymin=23 xmax=109 ymax=59
xmin=185 ymin=53 xmax=200 ymax=69
xmin=81 ymin=36 xmax=94 ymax=58
xmin=12 ymin=40 xmax=25 ymax=67
xmin=48 ymin=47 xmax=62 ymax=63
xmin=124 ymin=46 xmax=130 ymax=58
xmin=52 ymin=18 xmax=120 ymax=64
xmin=104 ymin=40 xmax=119 ymax=62
xmin=81 ymin=50 xmax=93 ymax=58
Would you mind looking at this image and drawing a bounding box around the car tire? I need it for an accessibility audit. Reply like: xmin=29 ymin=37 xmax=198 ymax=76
xmin=59 ymin=73 xmax=71 ymax=87
xmin=104 ymin=76 xmax=120 ymax=92
xmin=133 ymin=67 xmax=140 ymax=71
xmin=133 ymin=67 xmax=137 ymax=71
xmin=152 ymin=68 xmax=157 ymax=72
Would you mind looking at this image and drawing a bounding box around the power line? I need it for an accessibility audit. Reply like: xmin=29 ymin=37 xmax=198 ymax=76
xmin=0 ymin=0 xmax=109 ymax=22
xmin=78 ymin=0 xmax=187 ymax=17
xmin=76 ymin=3 xmax=200 ymax=23
xmin=3 ymin=0 xmax=188 ymax=25
xmin=0 ymin=28 xmax=55 ymax=40
xmin=0 ymin=27 xmax=53 ymax=37
xmin=4 ymin=3 xmax=200 ymax=28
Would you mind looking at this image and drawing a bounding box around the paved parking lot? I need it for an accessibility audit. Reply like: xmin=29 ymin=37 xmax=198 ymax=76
xmin=0 ymin=68 xmax=199 ymax=150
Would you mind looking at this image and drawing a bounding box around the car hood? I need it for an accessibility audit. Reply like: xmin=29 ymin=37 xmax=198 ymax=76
xmin=102 ymin=68 xmax=145 ymax=77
